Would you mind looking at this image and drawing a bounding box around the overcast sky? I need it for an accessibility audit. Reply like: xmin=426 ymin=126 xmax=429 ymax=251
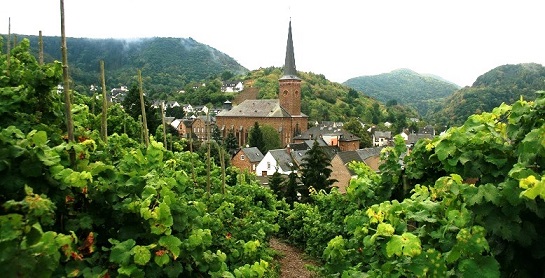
xmin=3 ymin=0 xmax=545 ymax=86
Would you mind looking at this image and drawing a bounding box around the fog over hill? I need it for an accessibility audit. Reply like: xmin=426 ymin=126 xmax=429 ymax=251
xmin=3 ymin=34 xmax=248 ymax=97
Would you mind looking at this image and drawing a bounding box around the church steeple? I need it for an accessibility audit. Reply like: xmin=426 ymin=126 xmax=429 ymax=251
xmin=281 ymin=20 xmax=299 ymax=79
xmin=279 ymin=20 xmax=302 ymax=116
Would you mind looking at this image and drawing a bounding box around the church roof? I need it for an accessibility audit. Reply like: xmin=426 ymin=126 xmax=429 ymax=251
xmin=280 ymin=20 xmax=300 ymax=81
xmin=216 ymin=99 xmax=291 ymax=117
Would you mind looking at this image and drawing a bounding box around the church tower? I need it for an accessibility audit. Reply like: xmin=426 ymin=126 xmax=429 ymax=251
xmin=279 ymin=20 xmax=302 ymax=116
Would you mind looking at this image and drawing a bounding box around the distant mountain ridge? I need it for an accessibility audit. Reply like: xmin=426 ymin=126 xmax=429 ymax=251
xmin=343 ymin=68 xmax=460 ymax=117
xmin=5 ymin=34 xmax=248 ymax=96
xmin=428 ymin=63 xmax=545 ymax=126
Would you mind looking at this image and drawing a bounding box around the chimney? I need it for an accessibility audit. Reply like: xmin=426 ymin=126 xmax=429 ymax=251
xmin=223 ymin=100 xmax=232 ymax=111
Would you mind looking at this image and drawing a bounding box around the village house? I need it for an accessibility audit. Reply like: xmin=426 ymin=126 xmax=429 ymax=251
xmin=171 ymin=117 xmax=207 ymax=141
xmin=221 ymin=80 xmax=244 ymax=93
xmin=330 ymin=147 xmax=383 ymax=193
xmin=293 ymin=122 xmax=360 ymax=151
xmin=216 ymin=21 xmax=308 ymax=148
xmin=255 ymin=149 xmax=296 ymax=177
xmin=373 ymin=131 xmax=392 ymax=147
xmin=109 ymin=86 xmax=128 ymax=103
xmin=230 ymin=147 xmax=264 ymax=173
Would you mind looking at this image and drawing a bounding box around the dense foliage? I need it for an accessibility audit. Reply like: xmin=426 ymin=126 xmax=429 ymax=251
xmin=3 ymin=35 xmax=248 ymax=98
xmin=300 ymin=140 xmax=337 ymax=202
xmin=428 ymin=63 xmax=545 ymax=126
xmin=278 ymin=91 xmax=545 ymax=277
xmin=343 ymin=68 xmax=460 ymax=117
xmin=1 ymin=38 xmax=283 ymax=277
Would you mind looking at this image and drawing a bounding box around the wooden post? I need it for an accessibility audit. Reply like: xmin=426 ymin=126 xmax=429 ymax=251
xmin=38 ymin=30 xmax=44 ymax=65
xmin=215 ymin=143 xmax=226 ymax=194
xmin=6 ymin=18 xmax=10 ymax=75
xmin=138 ymin=69 xmax=149 ymax=147
xmin=100 ymin=60 xmax=108 ymax=143
xmin=189 ymin=126 xmax=197 ymax=189
xmin=161 ymin=102 xmax=167 ymax=147
xmin=60 ymin=0 xmax=75 ymax=166
xmin=206 ymin=109 xmax=211 ymax=195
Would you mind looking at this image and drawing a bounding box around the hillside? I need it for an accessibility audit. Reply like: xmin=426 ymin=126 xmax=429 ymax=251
xmin=343 ymin=69 xmax=460 ymax=117
xmin=242 ymin=67 xmax=418 ymax=123
xmin=428 ymin=63 xmax=545 ymax=126
xmin=4 ymin=34 xmax=248 ymax=97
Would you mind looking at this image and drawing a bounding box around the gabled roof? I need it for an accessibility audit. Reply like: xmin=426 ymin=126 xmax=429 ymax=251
xmin=335 ymin=147 xmax=383 ymax=175
xmin=216 ymin=99 xmax=291 ymax=117
xmin=164 ymin=117 xmax=175 ymax=125
xmin=374 ymin=131 xmax=392 ymax=138
xmin=269 ymin=149 xmax=296 ymax=171
xmin=291 ymin=149 xmax=308 ymax=167
xmin=338 ymin=151 xmax=364 ymax=164
xmin=320 ymin=145 xmax=341 ymax=160
xmin=241 ymin=147 xmax=264 ymax=163
xmin=356 ymin=147 xmax=383 ymax=160
xmin=170 ymin=119 xmax=182 ymax=129
xmin=407 ymin=133 xmax=433 ymax=144
xmin=288 ymin=142 xmax=309 ymax=151
xmin=294 ymin=125 xmax=360 ymax=141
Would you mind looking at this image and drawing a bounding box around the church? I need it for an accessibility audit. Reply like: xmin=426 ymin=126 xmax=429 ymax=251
xmin=216 ymin=21 xmax=308 ymax=147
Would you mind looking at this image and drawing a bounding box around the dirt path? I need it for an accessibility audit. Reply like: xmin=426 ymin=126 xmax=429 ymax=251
xmin=269 ymin=237 xmax=319 ymax=278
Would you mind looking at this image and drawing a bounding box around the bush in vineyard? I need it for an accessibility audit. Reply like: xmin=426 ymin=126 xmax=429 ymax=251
xmin=280 ymin=91 xmax=545 ymax=277
xmin=1 ymin=39 xmax=282 ymax=277
xmin=403 ymin=92 xmax=545 ymax=276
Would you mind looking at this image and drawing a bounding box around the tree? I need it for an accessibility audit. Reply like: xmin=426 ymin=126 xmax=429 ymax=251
xmin=347 ymin=88 xmax=359 ymax=100
xmin=102 ymin=103 xmax=140 ymax=139
xmin=261 ymin=125 xmax=282 ymax=153
xmin=165 ymin=106 xmax=185 ymax=119
xmin=284 ymin=171 xmax=299 ymax=207
xmin=268 ymin=168 xmax=284 ymax=200
xmin=211 ymin=125 xmax=222 ymax=143
xmin=386 ymin=99 xmax=398 ymax=107
xmin=221 ymin=71 xmax=234 ymax=81
xmin=371 ymin=102 xmax=381 ymax=124
xmin=121 ymin=84 xmax=161 ymax=139
xmin=225 ymin=131 xmax=238 ymax=156
xmin=249 ymin=122 xmax=265 ymax=154
xmin=300 ymin=140 xmax=337 ymax=200
xmin=344 ymin=118 xmax=372 ymax=148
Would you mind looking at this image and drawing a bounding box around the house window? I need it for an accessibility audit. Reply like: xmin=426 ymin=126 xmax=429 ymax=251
xmin=267 ymin=162 xmax=271 ymax=169
xmin=241 ymin=155 xmax=245 ymax=160
xmin=252 ymin=164 xmax=256 ymax=171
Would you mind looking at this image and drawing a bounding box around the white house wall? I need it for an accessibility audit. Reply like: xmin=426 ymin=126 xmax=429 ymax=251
xmin=255 ymin=152 xmax=291 ymax=176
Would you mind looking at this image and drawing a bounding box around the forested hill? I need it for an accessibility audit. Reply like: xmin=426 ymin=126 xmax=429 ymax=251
xmin=342 ymin=68 xmax=460 ymax=117
xmin=4 ymin=34 xmax=248 ymax=94
xmin=243 ymin=67 xmax=418 ymax=124
xmin=428 ymin=63 xmax=545 ymax=126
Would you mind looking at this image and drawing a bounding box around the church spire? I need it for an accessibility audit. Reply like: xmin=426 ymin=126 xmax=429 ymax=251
xmin=281 ymin=20 xmax=299 ymax=79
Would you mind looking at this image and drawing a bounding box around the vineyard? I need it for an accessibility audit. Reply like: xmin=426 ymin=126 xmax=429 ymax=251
xmin=2 ymin=39 xmax=545 ymax=277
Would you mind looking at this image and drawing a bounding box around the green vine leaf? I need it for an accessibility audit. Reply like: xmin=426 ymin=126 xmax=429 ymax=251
xmin=159 ymin=235 xmax=182 ymax=260
xmin=519 ymin=175 xmax=545 ymax=200
xmin=458 ymin=257 xmax=500 ymax=278
xmin=386 ymin=232 xmax=421 ymax=257
xmin=131 ymin=245 xmax=151 ymax=266
xmin=109 ymin=239 xmax=136 ymax=265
